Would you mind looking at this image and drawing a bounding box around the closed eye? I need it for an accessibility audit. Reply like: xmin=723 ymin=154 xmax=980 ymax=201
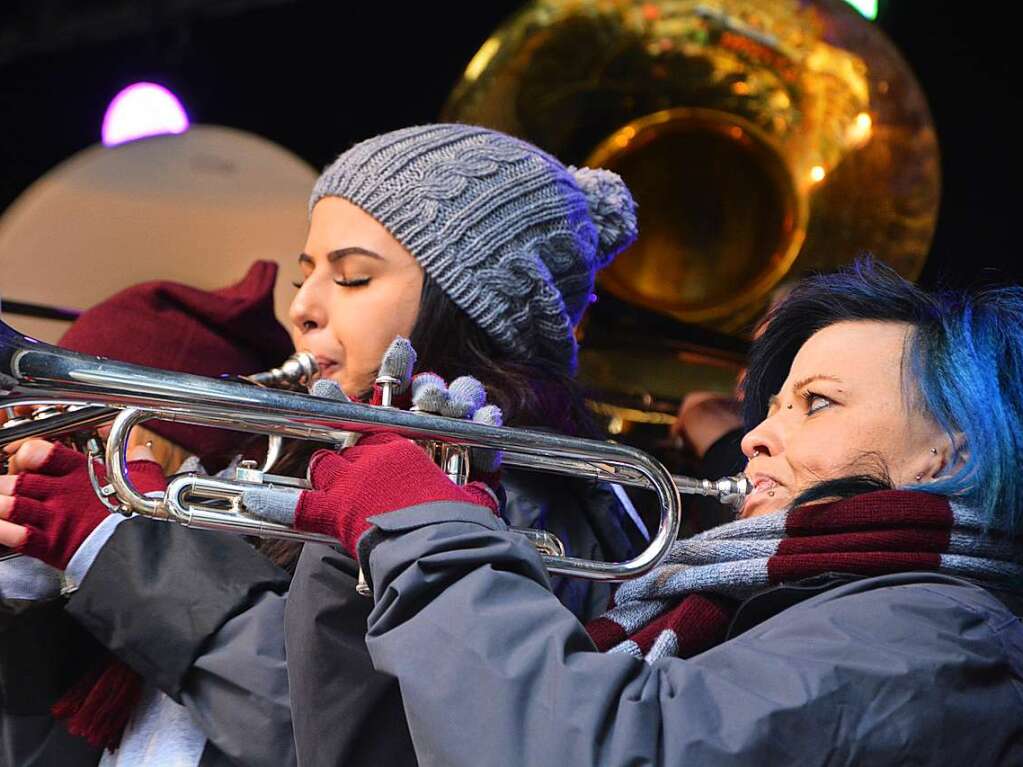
xmin=334 ymin=277 xmax=371 ymax=288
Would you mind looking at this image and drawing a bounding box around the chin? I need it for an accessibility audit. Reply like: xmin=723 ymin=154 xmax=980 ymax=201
xmin=740 ymin=493 xmax=789 ymax=518
xmin=339 ymin=374 xmax=375 ymax=401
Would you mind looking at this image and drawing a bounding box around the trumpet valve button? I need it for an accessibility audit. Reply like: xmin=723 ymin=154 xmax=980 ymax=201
xmin=236 ymin=460 xmax=264 ymax=484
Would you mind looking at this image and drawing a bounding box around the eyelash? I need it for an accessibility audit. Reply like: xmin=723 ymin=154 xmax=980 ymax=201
xmin=291 ymin=278 xmax=371 ymax=289
xmin=801 ymin=390 xmax=833 ymax=415
xmin=335 ymin=277 xmax=370 ymax=288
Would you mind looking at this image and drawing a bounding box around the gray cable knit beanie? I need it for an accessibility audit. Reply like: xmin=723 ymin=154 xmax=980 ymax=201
xmin=309 ymin=124 xmax=637 ymax=374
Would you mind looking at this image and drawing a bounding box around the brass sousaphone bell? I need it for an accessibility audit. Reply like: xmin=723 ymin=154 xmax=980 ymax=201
xmin=444 ymin=0 xmax=940 ymax=409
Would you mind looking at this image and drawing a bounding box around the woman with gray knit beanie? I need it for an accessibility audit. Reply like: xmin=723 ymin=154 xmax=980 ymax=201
xmin=287 ymin=121 xmax=645 ymax=589
xmin=280 ymin=123 xmax=647 ymax=766
xmin=293 ymin=122 xmax=636 ymax=402
xmin=0 ymin=123 xmax=644 ymax=767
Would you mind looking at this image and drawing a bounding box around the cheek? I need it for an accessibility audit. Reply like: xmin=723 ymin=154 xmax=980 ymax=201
xmin=330 ymin=283 xmax=421 ymax=393
xmin=782 ymin=417 xmax=859 ymax=489
xmin=785 ymin=412 xmax=904 ymax=490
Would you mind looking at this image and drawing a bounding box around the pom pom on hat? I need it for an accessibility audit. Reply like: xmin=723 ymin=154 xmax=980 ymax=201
xmin=569 ymin=166 xmax=638 ymax=266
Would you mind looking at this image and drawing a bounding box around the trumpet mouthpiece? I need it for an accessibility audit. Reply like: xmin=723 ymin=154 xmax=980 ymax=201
xmin=246 ymin=352 xmax=318 ymax=389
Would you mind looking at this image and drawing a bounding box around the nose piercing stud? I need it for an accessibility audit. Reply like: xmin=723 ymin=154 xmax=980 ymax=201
xmin=752 ymin=449 xmax=760 ymax=458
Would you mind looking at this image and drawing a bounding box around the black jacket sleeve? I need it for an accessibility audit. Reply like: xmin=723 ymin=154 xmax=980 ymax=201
xmin=1 ymin=598 xmax=102 ymax=767
xmin=65 ymin=517 xmax=290 ymax=701
xmin=700 ymin=427 xmax=745 ymax=479
xmin=680 ymin=428 xmax=746 ymax=534
xmin=284 ymin=544 xmax=417 ymax=767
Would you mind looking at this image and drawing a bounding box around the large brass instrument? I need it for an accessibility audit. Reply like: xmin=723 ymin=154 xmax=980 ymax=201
xmin=0 ymin=319 xmax=749 ymax=576
xmin=445 ymin=0 xmax=940 ymax=407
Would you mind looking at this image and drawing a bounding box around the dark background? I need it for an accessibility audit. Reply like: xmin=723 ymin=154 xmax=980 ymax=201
xmin=0 ymin=0 xmax=1017 ymax=289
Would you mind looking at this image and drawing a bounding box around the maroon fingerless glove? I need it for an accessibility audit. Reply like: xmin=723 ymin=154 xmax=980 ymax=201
xmin=296 ymin=432 xmax=497 ymax=555
xmin=9 ymin=443 xmax=167 ymax=569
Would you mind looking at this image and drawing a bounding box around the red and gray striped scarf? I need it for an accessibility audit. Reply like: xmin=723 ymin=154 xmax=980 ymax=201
xmin=586 ymin=490 xmax=1023 ymax=662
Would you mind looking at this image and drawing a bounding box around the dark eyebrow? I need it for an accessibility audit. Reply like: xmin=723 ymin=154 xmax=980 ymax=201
xmin=327 ymin=247 xmax=383 ymax=262
xmin=298 ymin=248 xmax=384 ymax=266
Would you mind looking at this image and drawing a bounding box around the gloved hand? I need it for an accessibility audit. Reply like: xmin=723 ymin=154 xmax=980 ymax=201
xmin=411 ymin=372 xmax=504 ymax=479
xmin=241 ymin=432 xmax=497 ymax=556
xmin=0 ymin=440 xmax=166 ymax=569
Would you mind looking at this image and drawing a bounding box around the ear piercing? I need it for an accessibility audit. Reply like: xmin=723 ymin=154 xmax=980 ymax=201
xmin=916 ymin=448 xmax=940 ymax=480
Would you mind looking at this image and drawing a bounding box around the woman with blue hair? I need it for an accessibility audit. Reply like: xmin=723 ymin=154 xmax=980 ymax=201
xmin=263 ymin=259 xmax=1023 ymax=764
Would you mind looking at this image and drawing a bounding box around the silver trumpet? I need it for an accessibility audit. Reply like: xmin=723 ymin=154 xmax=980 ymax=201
xmin=1 ymin=319 xmax=750 ymax=576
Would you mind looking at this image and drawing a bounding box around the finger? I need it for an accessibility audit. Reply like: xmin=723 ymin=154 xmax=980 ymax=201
xmin=308 ymin=433 xmax=409 ymax=485
xmin=346 ymin=431 xmax=408 ymax=450
xmin=443 ymin=376 xmax=486 ymax=419
xmin=241 ymin=486 xmax=302 ymax=525
xmin=472 ymin=404 xmax=503 ymax=428
xmin=379 ymin=336 xmax=417 ymax=393
xmin=3 ymin=437 xmax=28 ymax=456
xmin=310 ymin=379 xmax=350 ymax=402
xmin=38 ymin=442 xmax=90 ymax=477
xmin=127 ymin=444 xmax=158 ymax=463
xmin=1 ymin=494 xmax=49 ymax=527
xmin=411 ymin=373 xmax=448 ymax=413
xmin=307 ymin=448 xmax=350 ymax=487
xmin=124 ymin=459 xmax=168 ymax=495
xmin=12 ymin=439 xmax=58 ymax=473
xmin=0 ymin=518 xmax=28 ymax=548
xmin=0 ymin=475 xmax=15 ymax=496
xmin=470 ymin=406 xmax=504 ymax=474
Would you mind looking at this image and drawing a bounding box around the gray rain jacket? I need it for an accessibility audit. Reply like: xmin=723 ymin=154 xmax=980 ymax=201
xmin=283 ymin=469 xmax=642 ymax=767
xmin=335 ymin=501 xmax=1023 ymax=766
xmin=1 ymin=470 xmax=640 ymax=766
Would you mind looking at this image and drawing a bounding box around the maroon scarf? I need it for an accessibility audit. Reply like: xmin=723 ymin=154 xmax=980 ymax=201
xmin=587 ymin=491 xmax=1023 ymax=662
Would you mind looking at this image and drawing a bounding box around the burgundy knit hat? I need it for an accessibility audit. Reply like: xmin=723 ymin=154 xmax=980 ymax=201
xmin=59 ymin=261 xmax=293 ymax=466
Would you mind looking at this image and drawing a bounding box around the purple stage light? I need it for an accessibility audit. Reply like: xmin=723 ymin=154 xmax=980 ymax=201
xmin=101 ymin=82 xmax=190 ymax=147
